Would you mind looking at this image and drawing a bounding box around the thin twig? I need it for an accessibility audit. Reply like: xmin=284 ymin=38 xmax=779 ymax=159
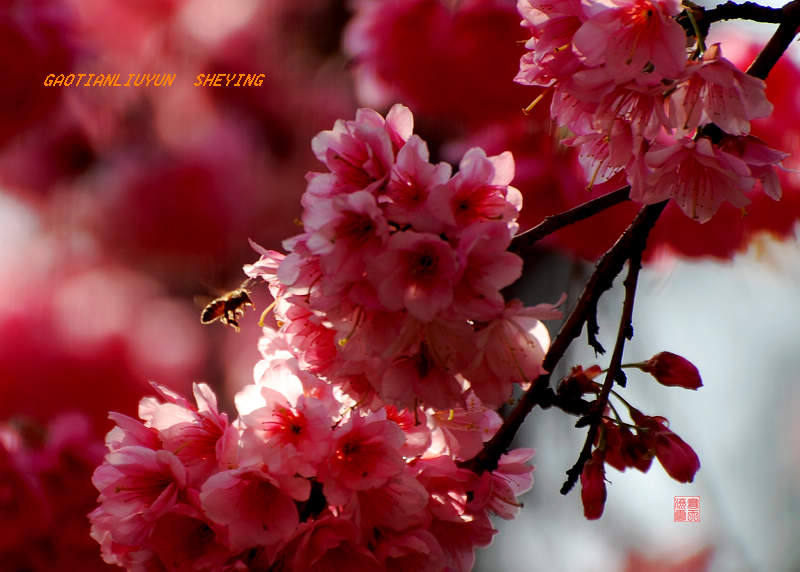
xmin=461 ymin=0 xmax=800 ymax=479
xmin=560 ymin=245 xmax=644 ymax=495
xmin=746 ymin=0 xmax=800 ymax=79
xmin=460 ymin=200 xmax=667 ymax=474
xmin=706 ymin=1 xmax=782 ymax=24
xmin=509 ymin=186 xmax=631 ymax=258
xmin=678 ymin=2 xmax=782 ymax=38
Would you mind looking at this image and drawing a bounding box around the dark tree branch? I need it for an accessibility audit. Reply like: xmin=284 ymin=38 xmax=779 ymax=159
xmin=746 ymin=0 xmax=800 ymax=79
xmin=462 ymin=0 xmax=800 ymax=486
xmin=509 ymin=186 xmax=631 ymax=258
xmin=705 ymin=1 xmax=782 ymax=24
xmin=460 ymin=200 xmax=667 ymax=474
xmin=678 ymin=2 xmax=782 ymax=39
xmin=677 ymin=1 xmax=800 ymax=80
xmin=560 ymin=245 xmax=644 ymax=495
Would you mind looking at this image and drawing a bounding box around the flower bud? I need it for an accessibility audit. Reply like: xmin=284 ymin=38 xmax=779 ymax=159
xmin=652 ymin=431 xmax=701 ymax=483
xmin=630 ymin=409 xmax=700 ymax=483
xmin=641 ymin=352 xmax=702 ymax=390
xmin=580 ymin=449 xmax=607 ymax=520
xmin=602 ymin=420 xmax=653 ymax=473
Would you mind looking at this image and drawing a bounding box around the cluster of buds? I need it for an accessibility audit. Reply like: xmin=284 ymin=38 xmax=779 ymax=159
xmin=559 ymin=352 xmax=702 ymax=519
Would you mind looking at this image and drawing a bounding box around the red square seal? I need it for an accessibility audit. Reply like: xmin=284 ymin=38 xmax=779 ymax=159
xmin=673 ymin=496 xmax=700 ymax=522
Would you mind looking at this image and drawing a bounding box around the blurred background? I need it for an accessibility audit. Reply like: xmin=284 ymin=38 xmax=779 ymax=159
xmin=0 ymin=0 xmax=798 ymax=570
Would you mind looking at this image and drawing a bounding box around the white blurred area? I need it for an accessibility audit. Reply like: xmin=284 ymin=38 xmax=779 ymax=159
xmin=478 ymin=234 xmax=800 ymax=572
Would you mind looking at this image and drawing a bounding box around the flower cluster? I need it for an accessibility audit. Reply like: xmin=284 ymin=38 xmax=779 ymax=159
xmin=516 ymin=0 xmax=787 ymax=222
xmin=89 ymin=375 xmax=534 ymax=571
xmin=559 ymin=352 xmax=702 ymax=520
xmin=247 ymin=103 xmax=561 ymax=410
xmin=90 ymin=105 xmax=554 ymax=570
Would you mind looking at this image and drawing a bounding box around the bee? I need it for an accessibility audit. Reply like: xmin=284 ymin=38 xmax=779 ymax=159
xmin=200 ymin=278 xmax=255 ymax=332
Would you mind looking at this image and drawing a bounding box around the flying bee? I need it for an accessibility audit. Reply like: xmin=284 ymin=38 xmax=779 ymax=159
xmin=200 ymin=278 xmax=255 ymax=332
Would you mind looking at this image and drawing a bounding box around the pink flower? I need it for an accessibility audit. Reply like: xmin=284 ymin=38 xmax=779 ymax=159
xmin=310 ymin=104 xmax=412 ymax=194
xmin=592 ymin=81 xmax=669 ymax=140
xmin=304 ymin=190 xmax=390 ymax=289
xmin=380 ymin=339 xmax=465 ymax=409
xmin=415 ymin=456 xmax=496 ymax=570
xmin=372 ymin=231 xmax=459 ymax=322
xmin=572 ymin=0 xmax=686 ymax=85
xmin=549 ymin=85 xmax=599 ymax=135
xmin=570 ymin=121 xmax=636 ymax=187
xmin=319 ymin=413 xmax=406 ymax=504
xmin=640 ymin=351 xmax=703 ymax=389
xmin=451 ymin=221 xmax=523 ymax=321
xmin=472 ymin=448 xmax=535 ymax=519
xmin=239 ymin=388 xmax=332 ymax=482
xmin=633 ymin=136 xmax=755 ymax=222
xmin=719 ymin=134 xmax=787 ymax=201
xmin=243 ymin=241 xmax=286 ymax=299
xmin=146 ymin=507 xmax=231 ymax=572
xmin=384 ymin=134 xmax=453 ymax=233
xmin=385 ymin=405 xmax=432 ymax=458
xmin=464 ymin=298 xmax=561 ymax=407
xmin=515 ymin=0 xmax=587 ymax=88
xmin=427 ymin=148 xmax=521 ymax=231
xmin=138 ymin=383 xmax=238 ymax=486
xmin=414 ymin=456 xmax=477 ymax=522
xmin=429 ymin=392 xmax=502 ymax=460
xmin=427 ymin=515 xmax=495 ymax=572
xmin=669 ymin=44 xmax=773 ymax=136
xmin=353 ymin=472 xmax=430 ymax=532
xmin=272 ymin=517 xmax=382 ymax=571
xmin=104 ymin=412 xmax=161 ymax=451
xmin=374 ymin=529 xmax=445 ymax=572
xmin=279 ymin=305 xmax=339 ymax=372
xmin=199 ymin=467 xmax=299 ymax=554
xmin=90 ymin=446 xmax=187 ymax=546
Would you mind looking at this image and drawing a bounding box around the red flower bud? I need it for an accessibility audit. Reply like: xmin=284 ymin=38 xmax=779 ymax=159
xmin=559 ymin=365 xmax=603 ymax=403
xmin=580 ymin=449 xmax=607 ymax=520
xmin=630 ymin=409 xmax=700 ymax=483
xmin=603 ymin=420 xmax=653 ymax=473
xmin=642 ymin=352 xmax=702 ymax=390
xmin=652 ymin=431 xmax=701 ymax=483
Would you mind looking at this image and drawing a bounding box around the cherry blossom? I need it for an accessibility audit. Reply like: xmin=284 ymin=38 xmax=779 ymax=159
xmin=633 ymin=136 xmax=755 ymax=222
xmin=572 ymin=0 xmax=686 ymax=85
xmin=516 ymin=0 xmax=786 ymax=228
xmin=669 ymin=44 xmax=773 ymax=136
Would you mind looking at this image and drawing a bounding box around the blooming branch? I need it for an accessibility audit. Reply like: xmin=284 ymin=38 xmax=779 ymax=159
xmin=462 ymin=0 xmax=800 ymax=487
xmin=461 ymin=200 xmax=667 ymax=474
